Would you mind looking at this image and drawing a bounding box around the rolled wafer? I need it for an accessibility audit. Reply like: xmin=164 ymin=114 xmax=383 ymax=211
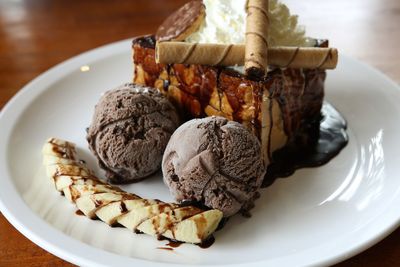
xmin=156 ymin=42 xmax=338 ymax=70
xmin=268 ymin=46 xmax=338 ymax=69
xmin=245 ymin=0 xmax=269 ymax=78
xmin=156 ymin=42 xmax=244 ymax=66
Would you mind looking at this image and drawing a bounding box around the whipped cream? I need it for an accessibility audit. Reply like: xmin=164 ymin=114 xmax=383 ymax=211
xmin=186 ymin=0 xmax=246 ymax=44
xmin=186 ymin=0 xmax=314 ymax=47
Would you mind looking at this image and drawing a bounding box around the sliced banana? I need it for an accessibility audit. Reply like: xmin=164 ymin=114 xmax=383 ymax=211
xmin=42 ymin=138 xmax=223 ymax=244
xmin=118 ymin=203 xmax=177 ymax=231
xmin=54 ymin=175 xmax=89 ymax=192
xmin=43 ymin=154 xmax=80 ymax=166
xmin=164 ymin=210 xmax=223 ymax=243
xmin=76 ymin=192 xmax=125 ymax=218
xmin=96 ymin=198 xmax=158 ymax=226
xmin=42 ymin=138 xmax=77 ymax=159
xmin=136 ymin=206 xmax=203 ymax=237
xmin=46 ymin=164 xmax=91 ymax=179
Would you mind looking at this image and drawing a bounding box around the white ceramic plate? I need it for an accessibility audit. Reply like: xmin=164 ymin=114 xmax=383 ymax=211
xmin=1 ymin=39 xmax=400 ymax=267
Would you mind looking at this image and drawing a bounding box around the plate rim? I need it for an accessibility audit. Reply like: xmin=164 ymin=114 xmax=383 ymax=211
xmin=0 ymin=39 xmax=399 ymax=267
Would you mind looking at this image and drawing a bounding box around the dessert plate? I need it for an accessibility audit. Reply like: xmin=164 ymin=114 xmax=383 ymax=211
xmin=1 ymin=39 xmax=400 ymax=267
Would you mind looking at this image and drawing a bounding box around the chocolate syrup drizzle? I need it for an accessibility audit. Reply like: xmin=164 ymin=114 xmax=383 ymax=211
xmin=262 ymin=103 xmax=348 ymax=187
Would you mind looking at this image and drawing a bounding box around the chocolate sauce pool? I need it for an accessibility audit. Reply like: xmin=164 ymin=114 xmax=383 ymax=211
xmin=262 ymin=103 xmax=348 ymax=187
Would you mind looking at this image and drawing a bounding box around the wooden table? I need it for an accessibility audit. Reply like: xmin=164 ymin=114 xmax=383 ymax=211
xmin=0 ymin=0 xmax=399 ymax=266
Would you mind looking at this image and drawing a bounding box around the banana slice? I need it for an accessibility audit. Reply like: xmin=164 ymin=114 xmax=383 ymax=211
xmin=117 ymin=202 xmax=177 ymax=231
xmin=67 ymin=183 xmax=120 ymax=200
xmin=76 ymin=192 xmax=125 ymax=218
xmin=43 ymin=154 xmax=80 ymax=166
xmin=163 ymin=210 xmax=223 ymax=244
xmin=136 ymin=206 xmax=203 ymax=237
xmin=46 ymin=164 xmax=91 ymax=179
xmin=42 ymin=138 xmax=223 ymax=244
xmin=96 ymin=198 xmax=158 ymax=225
xmin=54 ymin=175 xmax=89 ymax=192
xmin=42 ymin=138 xmax=77 ymax=159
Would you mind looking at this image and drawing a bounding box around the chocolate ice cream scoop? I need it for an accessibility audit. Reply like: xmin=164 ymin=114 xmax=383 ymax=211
xmin=162 ymin=116 xmax=265 ymax=217
xmin=87 ymin=83 xmax=179 ymax=183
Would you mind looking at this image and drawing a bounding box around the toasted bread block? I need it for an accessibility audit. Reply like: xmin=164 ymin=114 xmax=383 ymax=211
xmin=132 ymin=35 xmax=326 ymax=163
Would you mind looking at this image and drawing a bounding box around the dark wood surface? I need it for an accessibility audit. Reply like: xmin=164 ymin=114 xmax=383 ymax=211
xmin=0 ymin=0 xmax=399 ymax=266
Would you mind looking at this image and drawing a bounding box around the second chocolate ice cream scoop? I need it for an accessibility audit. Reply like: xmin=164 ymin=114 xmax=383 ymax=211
xmin=162 ymin=116 xmax=265 ymax=217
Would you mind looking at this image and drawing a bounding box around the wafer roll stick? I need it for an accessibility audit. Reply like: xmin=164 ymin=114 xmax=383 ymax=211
xmin=156 ymin=42 xmax=338 ymax=70
xmin=268 ymin=46 xmax=338 ymax=69
xmin=156 ymin=42 xmax=244 ymax=66
xmin=245 ymin=0 xmax=269 ymax=78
